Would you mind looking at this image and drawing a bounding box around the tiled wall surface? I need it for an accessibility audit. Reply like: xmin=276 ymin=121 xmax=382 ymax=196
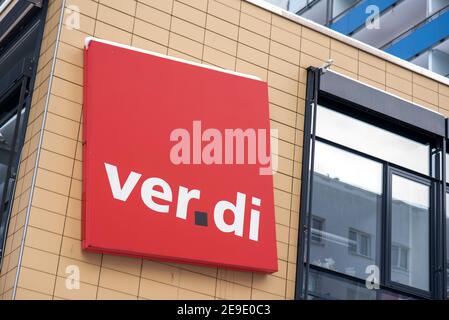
xmin=1 ymin=0 xmax=449 ymax=299
xmin=0 ymin=0 xmax=65 ymax=299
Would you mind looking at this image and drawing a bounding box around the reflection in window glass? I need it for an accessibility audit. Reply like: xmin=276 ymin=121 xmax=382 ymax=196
xmin=446 ymin=193 xmax=449 ymax=298
xmin=316 ymin=105 xmax=430 ymax=174
xmin=310 ymin=141 xmax=382 ymax=280
xmin=308 ymin=269 xmax=416 ymax=300
xmin=391 ymin=175 xmax=429 ymax=291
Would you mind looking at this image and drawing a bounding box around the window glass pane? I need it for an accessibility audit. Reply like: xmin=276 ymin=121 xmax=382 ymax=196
xmin=310 ymin=141 xmax=382 ymax=280
xmin=391 ymin=175 xmax=429 ymax=291
xmin=307 ymin=269 xmax=416 ymax=300
xmin=316 ymin=105 xmax=430 ymax=175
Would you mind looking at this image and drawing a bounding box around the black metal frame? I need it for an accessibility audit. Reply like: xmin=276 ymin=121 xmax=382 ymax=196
xmin=0 ymin=0 xmax=48 ymax=266
xmin=296 ymin=67 xmax=448 ymax=300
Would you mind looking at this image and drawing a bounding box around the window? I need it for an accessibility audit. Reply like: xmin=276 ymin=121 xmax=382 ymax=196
xmin=348 ymin=229 xmax=372 ymax=258
xmin=315 ymin=105 xmax=430 ymax=175
xmin=297 ymin=68 xmax=443 ymax=300
xmin=391 ymin=244 xmax=409 ymax=271
xmin=311 ymin=216 xmax=325 ymax=244
xmin=390 ymin=174 xmax=429 ymax=291
xmin=309 ymin=141 xmax=381 ymax=280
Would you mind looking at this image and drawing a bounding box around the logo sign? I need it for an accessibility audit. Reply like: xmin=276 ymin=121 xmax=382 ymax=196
xmin=83 ymin=37 xmax=278 ymax=272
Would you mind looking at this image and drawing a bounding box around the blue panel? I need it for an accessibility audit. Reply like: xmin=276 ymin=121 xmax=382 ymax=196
xmin=385 ymin=10 xmax=449 ymax=60
xmin=330 ymin=0 xmax=399 ymax=35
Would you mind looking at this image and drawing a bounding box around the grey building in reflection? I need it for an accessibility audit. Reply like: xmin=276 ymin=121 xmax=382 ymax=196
xmin=309 ymin=172 xmax=429 ymax=299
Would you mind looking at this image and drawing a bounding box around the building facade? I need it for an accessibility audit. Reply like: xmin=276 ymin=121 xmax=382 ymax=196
xmin=266 ymin=0 xmax=449 ymax=78
xmin=0 ymin=0 xmax=448 ymax=300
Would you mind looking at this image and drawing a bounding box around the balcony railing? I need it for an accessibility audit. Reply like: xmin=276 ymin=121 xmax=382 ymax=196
xmin=381 ymin=4 xmax=449 ymax=50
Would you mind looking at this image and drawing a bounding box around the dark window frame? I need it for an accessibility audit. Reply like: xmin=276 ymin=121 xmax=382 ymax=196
xmin=0 ymin=0 xmax=48 ymax=267
xmin=296 ymin=67 xmax=447 ymax=300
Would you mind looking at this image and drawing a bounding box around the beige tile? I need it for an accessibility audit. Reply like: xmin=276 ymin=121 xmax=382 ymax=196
xmin=301 ymin=37 xmax=330 ymax=62
xmin=131 ymin=35 xmax=167 ymax=55
xmin=172 ymin=1 xmax=206 ymax=27
xmin=67 ymin=197 xmax=82 ymax=220
xmin=18 ymin=267 xmax=56 ymax=295
xmin=25 ymin=226 xmax=62 ymax=254
xmin=330 ymin=39 xmax=358 ymax=59
xmin=97 ymin=4 xmax=134 ymax=32
xmin=241 ymin=1 xmax=271 ymax=22
xmin=169 ymin=33 xmax=203 ymax=59
xmin=330 ymin=50 xmax=358 ymax=74
xmin=269 ymin=87 xmax=297 ymax=112
xmin=240 ymin=13 xmax=271 ymax=38
xmin=301 ymin=27 xmax=329 ymax=48
xmin=269 ymin=56 xmax=299 ymax=81
xmin=252 ymin=288 xmax=285 ymax=299
xmin=386 ymin=62 xmax=412 ymax=81
xmin=51 ymin=77 xmax=83 ymax=104
xmin=133 ymin=18 xmax=169 ymax=46
xmin=239 ymin=28 xmax=269 ymax=52
xmin=57 ymin=256 xmax=101 ymax=285
xmin=102 ymin=254 xmax=142 ymax=276
xmin=271 ymin=14 xmax=301 ymax=35
xmin=270 ymin=104 xmax=296 ymax=127
xmin=32 ymin=187 xmax=68 ymax=215
xmin=47 ymin=94 xmax=82 ymax=122
xmin=60 ymin=236 xmax=102 ymax=265
xmin=64 ymin=217 xmax=82 ymax=240
xmin=15 ymin=287 xmax=53 ymax=300
xmin=359 ymin=51 xmax=386 ymax=70
xmin=208 ymin=0 xmax=239 ymax=25
xmin=35 ymin=168 xmax=71 ymax=196
xmin=203 ymin=46 xmax=236 ymax=70
xmin=270 ymin=40 xmax=300 ymax=65
xmin=141 ymin=260 xmax=180 ymax=286
xmin=97 ymin=287 xmax=137 ymax=299
xmin=21 ymin=246 xmax=59 ymax=275
xmin=171 ymin=17 xmax=205 ymax=43
xmin=54 ymin=276 xmax=97 ymax=299
xmin=236 ymin=59 xmax=267 ymax=81
xmin=28 ymin=207 xmax=65 ymax=235
xmin=94 ymin=21 xmax=132 ymax=45
xmin=53 ymin=59 xmax=83 ymax=85
xmin=271 ymin=25 xmax=301 ymax=50
xmin=358 ymin=62 xmax=386 ymax=85
xmin=138 ymin=0 xmax=173 ymax=13
xmin=386 ymin=73 xmax=412 ymax=95
xmin=66 ymin=0 xmax=99 ymax=19
xmin=215 ymin=280 xmax=251 ymax=299
xmin=206 ymin=15 xmax=238 ymax=40
xmin=268 ymin=72 xmax=298 ymax=100
xmin=413 ymin=73 xmax=438 ymax=91
xmin=178 ymin=269 xmax=216 ymax=296
xmin=237 ymin=43 xmax=268 ymax=68
xmin=69 ymin=179 xmax=82 ymax=200
xmin=99 ymin=268 xmax=140 ymax=295
xmin=177 ymin=288 xmax=213 ymax=299
xmin=135 ymin=2 xmax=170 ymax=29
xmin=139 ymin=278 xmax=179 ymax=299
xmin=413 ymin=83 xmax=439 ymax=106
xmin=204 ymin=30 xmax=237 ymax=56
xmin=178 ymin=0 xmax=208 ymax=11
xmin=99 ymin=0 xmax=136 ymax=15
xmin=439 ymin=83 xmax=449 ymax=97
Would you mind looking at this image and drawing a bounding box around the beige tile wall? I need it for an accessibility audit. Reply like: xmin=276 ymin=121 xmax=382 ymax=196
xmin=0 ymin=0 xmax=64 ymax=299
xmin=1 ymin=0 xmax=449 ymax=299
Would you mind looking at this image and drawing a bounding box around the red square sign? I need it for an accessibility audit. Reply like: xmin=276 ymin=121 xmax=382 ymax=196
xmin=82 ymin=37 xmax=278 ymax=272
